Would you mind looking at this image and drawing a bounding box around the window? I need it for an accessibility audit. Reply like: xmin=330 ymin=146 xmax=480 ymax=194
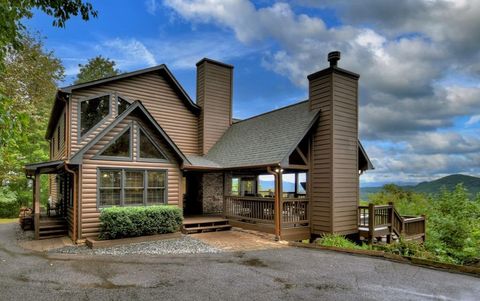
xmin=258 ymin=174 xmax=274 ymax=197
xmin=231 ymin=177 xmax=239 ymax=196
xmin=99 ymin=170 xmax=122 ymax=206
xmin=98 ymin=128 xmax=131 ymax=158
xmin=139 ymin=129 xmax=166 ymax=160
xmin=124 ymin=171 xmax=144 ymax=205
xmin=147 ymin=171 xmax=166 ymax=204
xmin=297 ymin=173 xmax=307 ymax=195
xmin=282 ymin=173 xmax=296 ymax=193
xmin=98 ymin=169 xmax=167 ymax=207
xmin=80 ymin=95 xmax=110 ymax=136
xmin=117 ymin=97 xmax=130 ymax=115
xmin=241 ymin=178 xmax=256 ymax=196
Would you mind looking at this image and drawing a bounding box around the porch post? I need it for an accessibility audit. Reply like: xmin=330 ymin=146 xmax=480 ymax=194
xmin=278 ymin=169 xmax=283 ymax=239
xmin=34 ymin=171 xmax=41 ymax=240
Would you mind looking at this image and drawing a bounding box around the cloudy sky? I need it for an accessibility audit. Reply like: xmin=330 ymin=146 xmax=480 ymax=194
xmin=25 ymin=0 xmax=480 ymax=186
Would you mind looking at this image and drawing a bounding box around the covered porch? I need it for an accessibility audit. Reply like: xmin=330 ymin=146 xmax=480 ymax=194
xmin=223 ymin=165 xmax=310 ymax=241
xmin=24 ymin=160 xmax=79 ymax=240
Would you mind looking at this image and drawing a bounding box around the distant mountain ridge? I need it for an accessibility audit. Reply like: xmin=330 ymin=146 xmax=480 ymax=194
xmin=360 ymin=174 xmax=480 ymax=200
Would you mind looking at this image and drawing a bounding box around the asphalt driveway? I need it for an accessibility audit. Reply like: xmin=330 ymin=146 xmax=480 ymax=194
xmin=0 ymin=223 xmax=478 ymax=301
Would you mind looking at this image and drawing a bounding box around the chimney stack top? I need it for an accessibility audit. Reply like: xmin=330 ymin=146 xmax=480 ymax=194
xmin=328 ymin=51 xmax=341 ymax=67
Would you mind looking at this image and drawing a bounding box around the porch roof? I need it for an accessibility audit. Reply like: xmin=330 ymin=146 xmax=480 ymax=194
xmin=185 ymin=101 xmax=320 ymax=169
xmin=24 ymin=160 xmax=68 ymax=176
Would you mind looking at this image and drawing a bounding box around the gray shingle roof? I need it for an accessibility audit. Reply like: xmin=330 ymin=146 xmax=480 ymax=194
xmin=186 ymin=101 xmax=320 ymax=169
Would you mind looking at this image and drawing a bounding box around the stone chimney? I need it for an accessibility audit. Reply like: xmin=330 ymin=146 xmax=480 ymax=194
xmin=308 ymin=51 xmax=360 ymax=236
xmin=196 ymin=58 xmax=233 ymax=155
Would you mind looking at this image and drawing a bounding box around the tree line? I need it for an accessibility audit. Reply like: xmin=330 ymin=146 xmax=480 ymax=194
xmin=0 ymin=1 xmax=119 ymax=216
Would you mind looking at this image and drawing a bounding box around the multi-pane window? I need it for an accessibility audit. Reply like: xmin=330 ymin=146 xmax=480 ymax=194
xmin=98 ymin=169 xmax=167 ymax=207
xmin=99 ymin=170 xmax=122 ymax=206
xmin=147 ymin=171 xmax=166 ymax=204
xmin=80 ymin=95 xmax=110 ymax=136
xmin=99 ymin=128 xmax=131 ymax=158
xmin=139 ymin=129 xmax=166 ymax=160
xmin=124 ymin=171 xmax=144 ymax=205
xmin=117 ymin=97 xmax=130 ymax=115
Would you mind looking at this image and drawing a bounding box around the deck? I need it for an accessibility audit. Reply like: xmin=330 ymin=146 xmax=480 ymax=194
xmin=358 ymin=203 xmax=426 ymax=243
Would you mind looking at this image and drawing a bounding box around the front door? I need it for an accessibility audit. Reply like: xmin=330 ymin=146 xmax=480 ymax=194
xmin=183 ymin=173 xmax=203 ymax=215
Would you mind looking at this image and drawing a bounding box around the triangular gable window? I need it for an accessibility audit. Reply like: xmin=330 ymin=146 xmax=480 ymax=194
xmin=99 ymin=128 xmax=131 ymax=158
xmin=139 ymin=128 xmax=166 ymax=160
xmin=117 ymin=97 xmax=130 ymax=115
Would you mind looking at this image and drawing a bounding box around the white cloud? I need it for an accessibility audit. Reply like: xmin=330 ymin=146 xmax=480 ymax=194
xmin=145 ymin=0 xmax=159 ymax=15
xmin=163 ymin=0 xmax=480 ymax=184
xmin=466 ymin=114 xmax=480 ymax=126
xmin=101 ymin=38 xmax=158 ymax=69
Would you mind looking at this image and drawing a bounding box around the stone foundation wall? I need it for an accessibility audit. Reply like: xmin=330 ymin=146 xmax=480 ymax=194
xmin=201 ymin=172 xmax=224 ymax=214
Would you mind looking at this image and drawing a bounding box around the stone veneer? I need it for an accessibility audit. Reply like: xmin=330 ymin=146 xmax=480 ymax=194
xmin=201 ymin=172 xmax=224 ymax=214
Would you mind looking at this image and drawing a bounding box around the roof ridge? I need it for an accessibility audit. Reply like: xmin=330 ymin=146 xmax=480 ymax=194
xmin=233 ymin=100 xmax=309 ymax=124
xmin=60 ymin=64 xmax=167 ymax=91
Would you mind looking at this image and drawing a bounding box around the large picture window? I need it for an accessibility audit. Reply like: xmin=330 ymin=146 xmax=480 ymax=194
xmin=98 ymin=169 xmax=167 ymax=207
xmin=80 ymin=95 xmax=110 ymax=137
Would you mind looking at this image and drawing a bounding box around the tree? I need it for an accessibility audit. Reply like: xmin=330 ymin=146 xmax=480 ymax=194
xmin=75 ymin=56 xmax=120 ymax=84
xmin=0 ymin=0 xmax=97 ymax=66
xmin=0 ymin=33 xmax=64 ymax=209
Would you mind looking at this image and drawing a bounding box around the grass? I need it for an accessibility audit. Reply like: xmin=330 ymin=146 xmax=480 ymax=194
xmin=0 ymin=218 xmax=18 ymax=224
xmin=317 ymin=233 xmax=370 ymax=250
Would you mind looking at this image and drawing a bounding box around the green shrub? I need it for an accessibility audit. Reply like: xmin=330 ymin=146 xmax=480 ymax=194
xmin=0 ymin=187 xmax=19 ymax=218
xmin=99 ymin=206 xmax=183 ymax=240
xmin=378 ymin=239 xmax=438 ymax=261
xmin=317 ymin=233 xmax=369 ymax=250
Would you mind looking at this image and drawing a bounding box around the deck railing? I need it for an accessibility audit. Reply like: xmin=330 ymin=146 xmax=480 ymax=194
xmin=358 ymin=203 xmax=426 ymax=242
xmin=223 ymin=196 xmax=309 ymax=227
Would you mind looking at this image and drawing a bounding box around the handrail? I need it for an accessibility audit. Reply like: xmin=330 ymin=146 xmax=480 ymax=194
xmin=359 ymin=202 xmax=425 ymax=243
xmin=224 ymin=195 xmax=309 ymax=228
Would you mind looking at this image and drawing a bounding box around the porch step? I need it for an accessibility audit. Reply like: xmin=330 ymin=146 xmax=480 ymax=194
xmin=182 ymin=218 xmax=231 ymax=234
xmin=183 ymin=224 xmax=232 ymax=234
xmin=39 ymin=217 xmax=67 ymax=239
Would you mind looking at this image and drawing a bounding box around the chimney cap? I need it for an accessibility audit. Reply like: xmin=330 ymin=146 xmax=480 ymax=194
xmin=328 ymin=51 xmax=341 ymax=67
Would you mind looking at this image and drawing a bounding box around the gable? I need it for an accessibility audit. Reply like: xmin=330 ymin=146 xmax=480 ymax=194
xmin=68 ymin=70 xmax=200 ymax=156
xmin=71 ymin=101 xmax=189 ymax=165
xmin=84 ymin=116 xmax=177 ymax=164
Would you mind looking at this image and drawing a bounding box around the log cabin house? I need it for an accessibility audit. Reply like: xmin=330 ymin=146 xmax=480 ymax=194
xmin=25 ymin=51 xmax=425 ymax=243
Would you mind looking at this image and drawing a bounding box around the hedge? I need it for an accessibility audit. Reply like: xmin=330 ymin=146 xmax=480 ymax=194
xmin=99 ymin=206 xmax=183 ymax=240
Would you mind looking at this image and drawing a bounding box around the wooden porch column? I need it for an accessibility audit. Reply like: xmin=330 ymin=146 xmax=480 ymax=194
xmin=268 ymin=167 xmax=283 ymax=240
xmin=34 ymin=171 xmax=41 ymax=240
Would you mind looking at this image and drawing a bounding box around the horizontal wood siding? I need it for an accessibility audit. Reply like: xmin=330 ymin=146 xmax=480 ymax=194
xmin=309 ymin=70 xmax=359 ymax=236
xmin=197 ymin=61 xmax=232 ymax=155
xmin=332 ymin=73 xmax=358 ymax=234
xmin=49 ymin=107 xmax=67 ymax=203
xmin=309 ymin=73 xmax=333 ymax=234
xmin=70 ymin=72 xmax=199 ymax=156
xmin=79 ymin=115 xmax=182 ymax=239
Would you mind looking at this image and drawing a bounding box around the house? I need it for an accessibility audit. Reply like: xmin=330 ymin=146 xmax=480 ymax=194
xmin=25 ymin=51 xmax=378 ymax=242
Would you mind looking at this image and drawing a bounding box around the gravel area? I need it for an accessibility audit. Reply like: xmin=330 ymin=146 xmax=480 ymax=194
xmin=15 ymin=224 xmax=34 ymax=242
xmin=50 ymin=235 xmax=221 ymax=256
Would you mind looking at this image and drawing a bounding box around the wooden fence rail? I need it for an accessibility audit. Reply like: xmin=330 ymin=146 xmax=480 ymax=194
xmin=358 ymin=202 xmax=426 ymax=243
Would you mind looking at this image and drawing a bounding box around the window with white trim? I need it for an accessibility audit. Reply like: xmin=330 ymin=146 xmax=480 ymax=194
xmin=98 ymin=169 xmax=167 ymax=207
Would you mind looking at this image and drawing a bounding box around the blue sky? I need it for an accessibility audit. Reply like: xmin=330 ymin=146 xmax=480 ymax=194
xmin=25 ymin=0 xmax=480 ymax=187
